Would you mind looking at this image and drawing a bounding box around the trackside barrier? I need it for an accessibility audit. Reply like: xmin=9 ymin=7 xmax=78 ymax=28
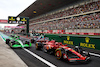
xmin=45 ymin=34 xmax=100 ymax=50
xmin=31 ymin=29 xmax=100 ymax=35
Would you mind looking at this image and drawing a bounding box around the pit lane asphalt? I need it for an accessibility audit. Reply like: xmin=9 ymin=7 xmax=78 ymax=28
xmin=3 ymin=34 xmax=100 ymax=67
xmin=15 ymin=37 xmax=100 ymax=67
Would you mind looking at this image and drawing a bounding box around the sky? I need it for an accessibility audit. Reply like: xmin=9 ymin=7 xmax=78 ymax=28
xmin=0 ymin=0 xmax=36 ymax=29
xmin=0 ymin=0 xmax=36 ymax=19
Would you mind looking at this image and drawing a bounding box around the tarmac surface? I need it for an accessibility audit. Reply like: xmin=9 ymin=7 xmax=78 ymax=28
xmin=0 ymin=36 xmax=28 ymax=67
xmin=14 ymin=35 xmax=100 ymax=67
xmin=0 ymin=32 xmax=100 ymax=67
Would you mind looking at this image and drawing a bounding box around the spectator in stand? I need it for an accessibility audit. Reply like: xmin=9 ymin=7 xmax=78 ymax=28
xmin=32 ymin=12 xmax=100 ymax=30
xmin=31 ymin=1 xmax=100 ymax=30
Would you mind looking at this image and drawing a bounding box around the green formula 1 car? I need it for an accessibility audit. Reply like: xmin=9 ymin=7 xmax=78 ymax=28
xmin=6 ymin=34 xmax=32 ymax=48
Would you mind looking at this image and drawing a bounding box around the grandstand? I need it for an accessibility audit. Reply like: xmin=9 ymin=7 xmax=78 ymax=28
xmin=17 ymin=0 xmax=100 ymax=35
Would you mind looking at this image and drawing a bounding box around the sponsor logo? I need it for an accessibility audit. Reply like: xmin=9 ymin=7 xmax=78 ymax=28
xmin=85 ymin=37 xmax=90 ymax=43
xmin=9 ymin=17 xmax=15 ymax=21
xmin=67 ymin=36 xmax=70 ymax=40
xmin=80 ymin=37 xmax=95 ymax=49
xmin=63 ymin=36 xmax=73 ymax=45
xmin=21 ymin=18 xmax=27 ymax=21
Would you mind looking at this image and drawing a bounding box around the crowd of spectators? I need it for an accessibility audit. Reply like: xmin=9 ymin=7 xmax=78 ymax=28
xmin=31 ymin=12 xmax=100 ymax=30
xmin=29 ymin=1 xmax=100 ymax=30
xmin=32 ymin=1 xmax=100 ymax=23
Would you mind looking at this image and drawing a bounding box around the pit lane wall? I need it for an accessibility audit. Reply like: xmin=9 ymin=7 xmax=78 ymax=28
xmin=45 ymin=34 xmax=100 ymax=50
xmin=33 ymin=29 xmax=100 ymax=35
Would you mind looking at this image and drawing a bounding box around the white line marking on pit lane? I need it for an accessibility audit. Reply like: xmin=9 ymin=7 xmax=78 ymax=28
xmin=1 ymin=34 xmax=100 ymax=59
xmin=23 ymin=48 xmax=57 ymax=67
xmin=0 ymin=35 xmax=56 ymax=67
xmin=89 ymin=53 xmax=100 ymax=57
xmin=0 ymin=35 xmax=5 ymax=42
xmin=83 ymin=51 xmax=100 ymax=57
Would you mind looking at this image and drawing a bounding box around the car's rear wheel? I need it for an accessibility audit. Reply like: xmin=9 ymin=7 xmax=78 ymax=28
xmin=35 ymin=42 xmax=42 ymax=50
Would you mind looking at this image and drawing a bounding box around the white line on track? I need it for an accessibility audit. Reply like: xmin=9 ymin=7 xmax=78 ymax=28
xmin=83 ymin=51 xmax=100 ymax=57
xmin=0 ymin=35 xmax=5 ymax=42
xmin=2 ymin=34 xmax=100 ymax=58
xmin=23 ymin=48 xmax=57 ymax=67
xmin=89 ymin=53 xmax=100 ymax=57
xmin=0 ymin=35 xmax=57 ymax=67
xmin=1 ymin=34 xmax=100 ymax=66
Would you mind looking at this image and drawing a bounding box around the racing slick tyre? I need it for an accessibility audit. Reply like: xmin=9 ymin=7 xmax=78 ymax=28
xmin=35 ymin=42 xmax=42 ymax=50
xmin=55 ymin=48 xmax=65 ymax=60
xmin=6 ymin=39 xmax=10 ymax=44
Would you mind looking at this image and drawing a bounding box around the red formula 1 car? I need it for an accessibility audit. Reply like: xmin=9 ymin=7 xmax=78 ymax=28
xmin=35 ymin=40 xmax=90 ymax=62
xmin=42 ymin=40 xmax=67 ymax=54
xmin=35 ymin=37 xmax=49 ymax=49
xmin=55 ymin=46 xmax=90 ymax=62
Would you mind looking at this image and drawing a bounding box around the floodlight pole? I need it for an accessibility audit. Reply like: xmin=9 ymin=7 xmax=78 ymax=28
xmin=26 ymin=17 xmax=29 ymax=36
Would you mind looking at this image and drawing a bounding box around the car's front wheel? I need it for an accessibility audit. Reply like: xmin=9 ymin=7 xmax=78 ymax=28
xmin=55 ymin=49 xmax=64 ymax=60
xmin=6 ymin=39 xmax=10 ymax=44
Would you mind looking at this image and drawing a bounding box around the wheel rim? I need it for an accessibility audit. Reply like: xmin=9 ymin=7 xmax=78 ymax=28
xmin=56 ymin=50 xmax=62 ymax=59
